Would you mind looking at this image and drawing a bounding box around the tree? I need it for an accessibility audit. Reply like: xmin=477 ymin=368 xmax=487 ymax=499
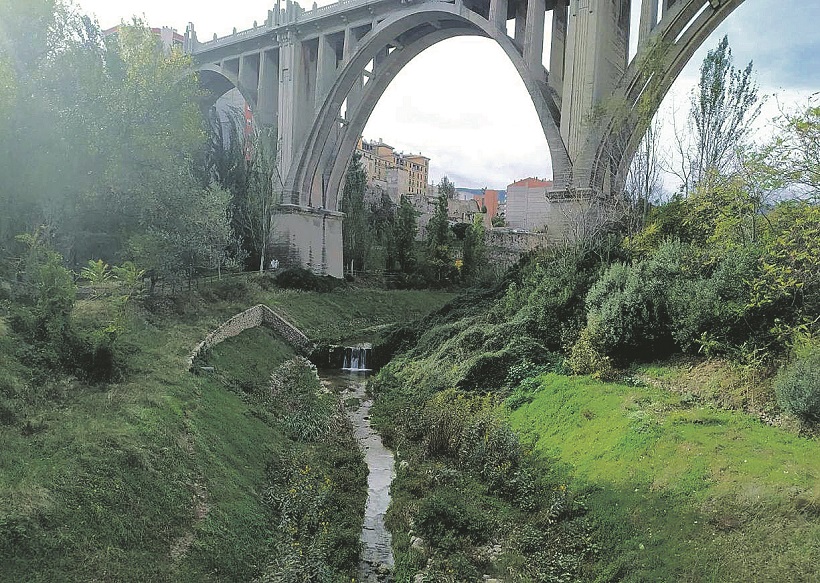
xmin=773 ymin=99 xmax=820 ymax=199
xmin=623 ymin=115 xmax=664 ymax=235
xmin=340 ymin=152 xmax=370 ymax=274
xmin=425 ymin=177 xmax=454 ymax=281
xmin=395 ymin=195 xmax=419 ymax=274
xmin=676 ymin=35 xmax=762 ymax=193
xmin=461 ymin=215 xmax=487 ymax=285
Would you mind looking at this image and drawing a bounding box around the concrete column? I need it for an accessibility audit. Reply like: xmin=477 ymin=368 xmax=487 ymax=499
xmin=489 ymin=0 xmax=508 ymax=30
xmin=514 ymin=0 xmax=527 ymax=49
xmin=549 ymin=1 xmax=568 ymax=100
xmin=256 ymin=49 xmax=279 ymax=128
xmin=278 ymin=34 xmax=305 ymax=202
xmin=315 ymin=34 xmax=336 ymax=108
xmin=639 ymin=0 xmax=659 ymax=46
xmin=524 ymin=0 xmax=546 ymax=69
xmin=343 ymin=27 xmax=364 ymax=117
xmin=273 ymin=206 xmax=343 ymax=277
xmin=239 ymin=53 xmax=260 ymax=105
xmin=561 ymin=0 xmax=631 ymax=164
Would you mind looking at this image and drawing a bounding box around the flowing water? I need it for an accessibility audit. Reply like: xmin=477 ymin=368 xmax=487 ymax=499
xmin=322 ymin=368 xmax=394 ymax=582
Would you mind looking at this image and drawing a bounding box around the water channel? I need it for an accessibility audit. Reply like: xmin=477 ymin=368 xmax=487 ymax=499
xmin=321 ymin=368 xmax=395 ymax=582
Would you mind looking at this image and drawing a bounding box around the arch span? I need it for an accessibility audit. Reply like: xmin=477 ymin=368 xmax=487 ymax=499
xmin=287 ymin=3 xmax=571 ymax=211
xmin=582 ymin=0 xmax=747 ymax=193
xmin=196 ymin=64 xmax=257 ymax=112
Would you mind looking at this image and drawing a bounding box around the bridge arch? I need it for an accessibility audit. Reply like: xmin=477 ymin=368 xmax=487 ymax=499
xmin=186 ymin=0 xmax=754 ymax=276
xmin=581 ymin=0 xmax=747 ymax=194
xmin=288 ymin=2 xmax=571 ymax=211
xmin=196 ymin=64 xmax=258 ymax=112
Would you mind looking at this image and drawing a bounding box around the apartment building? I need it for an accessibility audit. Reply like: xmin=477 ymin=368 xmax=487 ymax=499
xmin=356 ymin=137 xmax=430 ymax=202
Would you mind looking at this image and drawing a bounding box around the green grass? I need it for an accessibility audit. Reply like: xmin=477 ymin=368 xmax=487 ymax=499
xmin=0 ymin=281 xmax=449 ymax=581
xmin=508 ymin=373 xmax=820 ymax=582
xmin=255 ymin=286 xmax=456 ymax=344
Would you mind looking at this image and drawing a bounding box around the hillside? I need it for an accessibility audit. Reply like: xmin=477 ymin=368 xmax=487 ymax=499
xmin=0 ymin=278 xmax=454 ymax=581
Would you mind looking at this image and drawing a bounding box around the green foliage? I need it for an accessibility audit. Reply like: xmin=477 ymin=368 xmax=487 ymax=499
xmin=395 ymin=194 xmax=419 ymax=274
xmin=425 ymin=177 xmax=456 ymax=282
xmin=272 ymin=267 xmax=346 ymax=292
xmin=0 ymin=3 xmax=235 ymax=283
xmin=268 ymin=357 xmax=335 ymax=442
xmin=80 ymin=259 xmax=113 ymax=284
xmin=461 ymin=215 xmax=487 ymax=285
xmin=416 ymin=488 xmax=494 ymax=549
xmin=341 ymin=152 xmax=370 ymax=273
xmin=688 ymin=35 xmax=761 ymax=189
xmin=774 ymin=340 xmax=820 ymax=424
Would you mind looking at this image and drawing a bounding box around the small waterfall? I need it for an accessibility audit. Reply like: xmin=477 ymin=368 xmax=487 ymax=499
xmin=342 ymin=344 xmax=372 ymax=371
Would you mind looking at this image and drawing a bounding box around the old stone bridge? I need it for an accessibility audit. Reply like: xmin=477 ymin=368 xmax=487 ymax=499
xmin=184 ymin=0 xmax=745 ymax=277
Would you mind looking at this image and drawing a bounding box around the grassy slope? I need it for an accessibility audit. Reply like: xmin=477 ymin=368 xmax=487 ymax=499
xmin=0 ymin=285 xmax=454 ymax=581
xmin=255 ymin=287 xmax=456 ymax=344
xmin=508 ymin=373 xmax=820 ymax=582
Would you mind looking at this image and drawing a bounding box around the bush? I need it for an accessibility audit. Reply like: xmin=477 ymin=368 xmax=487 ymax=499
xmin=416 ymin=488 xmax=494 ymax=549
xmin=272 ymin=268 xmax=344 ymax=292
xmin=585 ymin=258 xmax=674 ymax=362
xmin=268 ymin=357 xmax=334 ymax=441
xmin=567 ymin=324 xmax=614 ymax=379
xmin=774 ymin=342 xmax=820 ymax=425
xmin=201 ymin=277 xmax=249 ymax=301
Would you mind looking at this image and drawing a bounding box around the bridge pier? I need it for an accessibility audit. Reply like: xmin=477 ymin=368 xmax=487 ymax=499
xmin=273 ymin=204 xmax=344 ymax=278
xmin=190 ymin=0 xmax=748 ymax=277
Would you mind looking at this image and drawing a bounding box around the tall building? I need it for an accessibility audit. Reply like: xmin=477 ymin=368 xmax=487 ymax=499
xmin=356 ymin=137 xmax=429 ymax=203
xmin=505 ymin=177 xmax=553 ymax=231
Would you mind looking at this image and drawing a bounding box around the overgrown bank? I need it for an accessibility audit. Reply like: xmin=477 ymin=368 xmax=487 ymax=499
xmin=368 ymin=229 xmax=818 ymax=580
xmin=0 ymin=274 xmax=454 ymax=581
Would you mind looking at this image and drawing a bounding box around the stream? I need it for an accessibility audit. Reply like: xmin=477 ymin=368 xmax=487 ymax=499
xmin=322 ymin=370 xmax=395 ymax=582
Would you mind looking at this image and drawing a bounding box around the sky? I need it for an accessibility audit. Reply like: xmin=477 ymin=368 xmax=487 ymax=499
xmin=77 ymin=0 xmax=820 ymax=191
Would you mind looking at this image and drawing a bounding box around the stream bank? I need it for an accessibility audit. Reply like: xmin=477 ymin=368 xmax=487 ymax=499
xmin=322 ymin=370 xmax=395 ymax=582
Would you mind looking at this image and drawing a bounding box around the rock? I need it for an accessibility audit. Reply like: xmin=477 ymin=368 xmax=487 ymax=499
xmin=399 ymin=460 xmax=410 ymax=470
xmin=410 ymin=535 xmax=424 ymax=551
xmin=413 ymin=575 xmax=425 ymax=583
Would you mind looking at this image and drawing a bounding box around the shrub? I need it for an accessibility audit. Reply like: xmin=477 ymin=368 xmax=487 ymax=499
xmin=567 ymin=324 xmax=614 ymax=379
xmin=201 ymin=277 xmax=249 ymax=301
xmin=268 ymin=357 xmax=334 ymax=441
xmin=774 ymin=342 xmax=820 ymax=425
xmin=272 ymin=268 xmax=344 ymax=292
xmin=585 ymin=259 xmax=674 ymax=362
xmin=416 ymin=488 xmax=494 ymax=549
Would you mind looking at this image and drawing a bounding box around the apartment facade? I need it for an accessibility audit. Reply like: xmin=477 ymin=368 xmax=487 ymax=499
xmin=505 ymin=177 xmax=554 ymax=231
xmin=356 ymin=137 xmax=430 ymax=203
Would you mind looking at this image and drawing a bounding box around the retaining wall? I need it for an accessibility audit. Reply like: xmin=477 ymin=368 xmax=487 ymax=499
xmin=188 ymin=304 xmax=314 ymax=369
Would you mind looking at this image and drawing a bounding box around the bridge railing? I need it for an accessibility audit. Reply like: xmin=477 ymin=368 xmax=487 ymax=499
xmin=191 ymin=0 xmax=453 ymax=53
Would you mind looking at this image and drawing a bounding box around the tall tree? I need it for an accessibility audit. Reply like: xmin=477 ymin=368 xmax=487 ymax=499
xmin=461 ymin=215 xmax=487 ymax=285
xmin=678 ymin=35 xmax=762 ymax=192
xmin=426 ymin=177 xmax=454 ymax=280
xmin=624 ymin=115 xmax=664 ymax=235
xmin=395 ymin=194 xmax=419 ymax=273
xmin=340 ymin=152 xmax=370 ymax=274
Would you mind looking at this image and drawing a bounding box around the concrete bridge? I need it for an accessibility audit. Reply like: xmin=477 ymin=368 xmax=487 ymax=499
xmin=184 ymin=0 xmax=745 ymax=277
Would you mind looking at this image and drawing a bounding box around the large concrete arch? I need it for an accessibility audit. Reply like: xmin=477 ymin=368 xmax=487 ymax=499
xmin=581 ymin=0 xmax=747 ymax=193
xmin=186 ymin=0 xmax=752 ymax=277
xmin=196 ymin=64 xmax=258 ymax=111
xmin=287 ymin=3 xmax=571 ymax=211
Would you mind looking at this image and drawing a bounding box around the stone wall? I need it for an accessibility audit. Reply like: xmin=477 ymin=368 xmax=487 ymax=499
xmin=188 ymin=304 xmax=314 ymax=370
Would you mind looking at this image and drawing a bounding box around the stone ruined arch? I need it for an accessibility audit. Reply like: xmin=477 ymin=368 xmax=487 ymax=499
xmin=196 ymin=64 xmax=258 ymax=112
xmin=287 ymin=3 xmax=572 ymax=212
xmin=581 ymin=0 xmax=747 ymax=194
